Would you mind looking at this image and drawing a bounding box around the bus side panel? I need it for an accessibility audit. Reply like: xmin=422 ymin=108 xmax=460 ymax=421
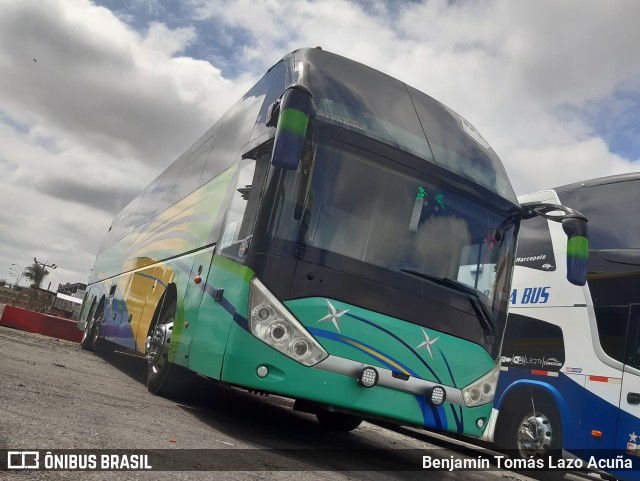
xmin=615 ymin=396 xmax=640 ymax=480
xmin=169 ymin=248 xmax=216 ymax=368
xmin=103 ymin=272 xmax=137 ymax=350
xmin=495 ymin=368 xmax=623 ymax=452
xmin=185 ymin=256 xmax=254 ymax=379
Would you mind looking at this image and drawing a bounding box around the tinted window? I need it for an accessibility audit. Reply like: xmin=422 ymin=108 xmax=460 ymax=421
xmin=200 ymin=73 xmax=272 ymax=186
xmin=558 ymin=179 xmax=640 ymax=250
xmin=593 ymin=306 xmax=628 ymax=363
xmin=514 ymin=215 xmax=556 ymax=271
xmin=502 ymin=314 xmax=565 ymax=371
xmin=170 ymin=130 xmax=218 ymax=203
xmin=219 ymin=156 xmax=269 ymax=263
xmin=251 ymin=62 xmax=286 ymax=141
xmin=627 ymin=306 xmax=640 ymax=369
xmin=268 ymin=135 xmax=519 ymax=318
xmin=293 ymin=48 xmax=517 ymax=203
xmin=408 ymin=87 xmax=515 ymax=203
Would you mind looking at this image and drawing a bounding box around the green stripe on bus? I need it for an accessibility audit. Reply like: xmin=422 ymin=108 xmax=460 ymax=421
xmin=212 ymin=255 xmax=255 ymax=281
xmin=567 ymin=236 xmax=588 ymax=258
xmin=279 ymin=108 xmax=309 ymax=137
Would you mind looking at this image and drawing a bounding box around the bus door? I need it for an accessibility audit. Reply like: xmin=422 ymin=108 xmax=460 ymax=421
xmin=616 ymin=303 xmax=640 ymax=474
xmin=173 ymin=246 xmax=218 ymax=369
xmin=187 ymin=158 xmax=264 ymax=379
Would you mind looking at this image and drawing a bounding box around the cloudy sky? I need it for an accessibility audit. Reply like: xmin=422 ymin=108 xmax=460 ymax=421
xmin=1 ymin=0 xmax=639 ymax=289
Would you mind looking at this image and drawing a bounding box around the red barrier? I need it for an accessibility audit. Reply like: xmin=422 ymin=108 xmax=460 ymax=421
xmin=0 ymin=305 xmax=82 ymax=342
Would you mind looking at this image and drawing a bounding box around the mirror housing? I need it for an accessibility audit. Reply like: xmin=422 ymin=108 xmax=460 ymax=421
xmin=270 ymin=84 xmax=313 ymax=170
xmin=561 ymin=217 xmax=589 ymax=286
xmin=521 ymin=202 xmax=589 ymax=286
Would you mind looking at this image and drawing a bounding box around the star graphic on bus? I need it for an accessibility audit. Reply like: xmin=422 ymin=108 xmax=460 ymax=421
xmin=630 ymin=432 xmax=639 ymax=443
xmin=317 ymin=300 xmax=349 ymax=333
xmin=416 ymin=328 xmax=439 ymax=358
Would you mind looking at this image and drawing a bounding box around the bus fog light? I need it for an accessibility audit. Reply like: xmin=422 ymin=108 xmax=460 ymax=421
xmin=257 ymin=365 xmax=268 ymax=378
xmin=358 ymin=367 xmax=379 ymax=388
xmin=476 ymin=417 xmax=486 ymax=429
xmin=428 ymin=385 xmax=446 ymax=406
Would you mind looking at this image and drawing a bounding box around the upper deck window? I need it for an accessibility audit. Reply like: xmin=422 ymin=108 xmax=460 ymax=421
xmin=294 ymin=49 xmax=517 ymax=204
xmin=558 ymin=179 xmax=640 ymax=250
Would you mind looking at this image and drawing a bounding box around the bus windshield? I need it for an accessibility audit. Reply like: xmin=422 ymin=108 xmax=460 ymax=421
xmin=267 ymin=132 xmax=518 ymax=321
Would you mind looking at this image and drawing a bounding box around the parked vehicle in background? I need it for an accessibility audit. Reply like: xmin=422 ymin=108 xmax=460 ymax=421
xmin=487 ymin=173 xmax=640 ymax=480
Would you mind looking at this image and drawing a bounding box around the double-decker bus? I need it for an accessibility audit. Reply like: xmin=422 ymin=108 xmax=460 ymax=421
xmin=487 ymin=173 xmax=639 ymax=479
xmin=78 ymin=47 xmax=586 ymax=436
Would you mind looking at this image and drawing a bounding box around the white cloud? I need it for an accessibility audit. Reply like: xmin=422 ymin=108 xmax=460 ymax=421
xmin=192 ymin=0 xmax=640 ymax=190
xmin=0 ymin=0 xmax=249 ymax=282
xmin=1 ymin=0 xmax=639 ymax=285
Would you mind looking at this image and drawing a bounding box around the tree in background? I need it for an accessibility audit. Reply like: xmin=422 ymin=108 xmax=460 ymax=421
xmin=23 ymin=262 xmax=49 ymax=289
xmin=0 ymin=279 xmax=7 ymax=287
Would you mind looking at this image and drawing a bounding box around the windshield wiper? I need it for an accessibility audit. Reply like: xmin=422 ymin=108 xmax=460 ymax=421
xmin=400 ymin=269 xmax=497 ymax=335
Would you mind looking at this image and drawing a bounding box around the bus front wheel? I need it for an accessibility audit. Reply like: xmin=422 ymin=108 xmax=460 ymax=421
xmin=145 ymin=302 xmax=193 ymax=396
xmin=316 ymin=409 xmax=363 ymax=432
xmin=503 ymin=393 xmax=562 ymax=459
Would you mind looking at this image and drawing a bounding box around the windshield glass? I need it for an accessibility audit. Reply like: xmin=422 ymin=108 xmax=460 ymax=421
xmin=267 ymin=133 xmax=519 ymax=321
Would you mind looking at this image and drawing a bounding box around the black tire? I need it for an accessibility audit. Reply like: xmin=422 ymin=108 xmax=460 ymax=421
xmin=145 ymin=302 xmax=194 ymax=397
xmin=316 ymin=409 xmax=363 ymax=432
xmin=79 ymin=315 xmax=96 ymax=351
xmin=80 ymin=302 xmax=103 ymax=352
xmin=502 ymin=393 xmax=562 ymax=460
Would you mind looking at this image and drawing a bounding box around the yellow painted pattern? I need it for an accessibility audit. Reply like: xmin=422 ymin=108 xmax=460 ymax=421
xmin=342 ymin=338 xmax=411 ymax=376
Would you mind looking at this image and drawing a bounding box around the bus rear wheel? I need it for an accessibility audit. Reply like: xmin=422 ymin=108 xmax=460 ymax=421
xmin=80 ymin=303 xmax=104 ymax=352
xmin=79 ymin=316 xmax=96 ymax=351
xmin=316 ymin=409 xmax=363 ymax=432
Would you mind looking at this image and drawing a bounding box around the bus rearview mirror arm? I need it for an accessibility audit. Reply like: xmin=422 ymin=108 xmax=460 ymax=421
xmin=270 ymin=84 xmax=314 ymax=170
xmin=521 ymin=202 xmax=589 ymax=287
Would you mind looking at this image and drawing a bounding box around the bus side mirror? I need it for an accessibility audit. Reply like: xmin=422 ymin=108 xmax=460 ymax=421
xmin=521 ymin=202 xmax=589 ymax=287
xmin=270 ymin=84 xmax=313 ymax=170
xmin=562 ymin=217 xmax=588 ymax=286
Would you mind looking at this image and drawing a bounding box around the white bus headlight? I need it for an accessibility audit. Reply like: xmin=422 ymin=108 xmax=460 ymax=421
xmin=249 ymin=278 xmax=328 ymax=366
xmin=461 ymin=362 xmax=501 ymax=407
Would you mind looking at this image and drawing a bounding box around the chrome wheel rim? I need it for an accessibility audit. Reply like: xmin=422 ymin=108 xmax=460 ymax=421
xmin=81 ymin=317 xmax=92 ymax=343
xmin=516 ymin=411 xmax=553 ymax=458
xmin=91 ymin=315 xmax=103 ymax=345
xmin=145 ymin=319 xmax=173 ymax=375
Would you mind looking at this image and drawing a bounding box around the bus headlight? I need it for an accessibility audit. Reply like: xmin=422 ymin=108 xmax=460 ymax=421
xmin=461 ymin=362 xmax=501 ymax=407
xmin=249 ymin=278 xmax=328 ymax=366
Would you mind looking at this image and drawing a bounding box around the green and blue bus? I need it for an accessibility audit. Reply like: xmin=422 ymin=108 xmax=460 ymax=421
xmin=78 ymin=47 xmax=587 ymax=436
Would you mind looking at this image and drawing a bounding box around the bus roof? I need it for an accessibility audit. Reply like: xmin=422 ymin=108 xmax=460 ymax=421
xmin=554 ymin=171 xmax=640 ymax=193
xmin=281 ymin=48 xmax=517 ymax=203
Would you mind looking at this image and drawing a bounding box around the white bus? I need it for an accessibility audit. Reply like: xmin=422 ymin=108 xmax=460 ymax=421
xmin=487 ymin=173 xmax=640 ymax=480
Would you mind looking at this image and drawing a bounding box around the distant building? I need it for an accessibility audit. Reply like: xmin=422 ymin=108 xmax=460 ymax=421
xmin=57 ymin=282 xmax=86 ymax=297
xmin=52 ymin=282 xmax=87 ymax=318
